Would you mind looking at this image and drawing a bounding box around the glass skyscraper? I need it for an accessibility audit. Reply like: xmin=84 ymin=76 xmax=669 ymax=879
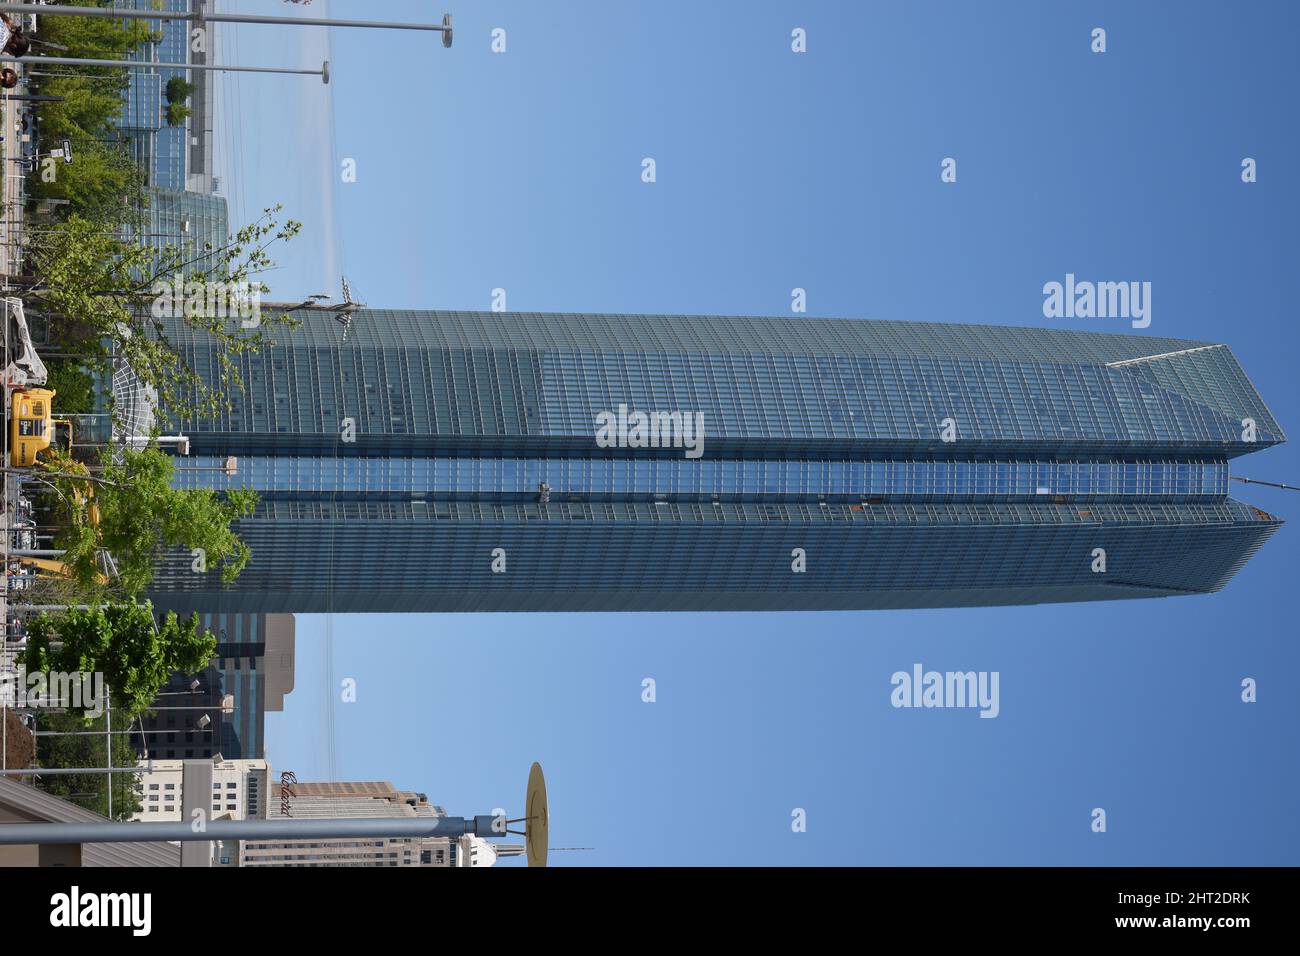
xmin=134 ymin=613 xmax=295 ymax=761
xmin=129 ymin=187 xmax=229 ymax=277
xmin=147 ymin=311 xmax=1285 ymax=613
xmin=113 ymin=0 xmax=194 ymax=192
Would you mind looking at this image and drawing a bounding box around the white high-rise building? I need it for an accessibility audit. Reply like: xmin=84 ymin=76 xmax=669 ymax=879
xmin=132 ymin=758 xmax=270 ymax=823
xmin=230 ymin=781 xmax=523 ymax=867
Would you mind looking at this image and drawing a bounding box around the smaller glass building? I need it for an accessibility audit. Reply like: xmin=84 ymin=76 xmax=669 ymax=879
xmin=129 ymin=187 xmax=230 ymax=278
xmin=112 ymin=0 xmax=193 ymax=191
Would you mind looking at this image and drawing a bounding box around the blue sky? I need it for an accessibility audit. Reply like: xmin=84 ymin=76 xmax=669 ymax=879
xmin=208 ymin=0 xmax=1300 ymax=865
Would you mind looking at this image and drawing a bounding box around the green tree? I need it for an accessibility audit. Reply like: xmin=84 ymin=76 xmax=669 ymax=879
xmin=28 ymin=709 xmax=144 ymax=821
xmin=36 ymin=1 xmax=159 ymax=60
xmin=23 ymin=7 xmax=158 ymax=229
xmin=24 ymin=206 xmax=302 ymax=420
xmin=165 ymin=102 xmax=192 ymax=126
xmin=19 ymin=601 xmax=217 ymax=717
xmin=44 ymin=359 xmax=96 ymax=415
xmin=30 ymin=7 xmax=158 ymax=152
xmin=40 ymin=445 xmax=258 ymax=598
xmin=28 ymin=140 xmax=148 ymax=227
xmin=165 ymin=77 xmax=196 ymax=103
xmin=33 ymin=77 xmax=134 ymax=150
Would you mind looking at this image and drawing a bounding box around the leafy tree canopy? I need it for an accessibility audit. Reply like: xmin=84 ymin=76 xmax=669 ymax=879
xmin=31 ymin=7 xmax=158 ymax=150
xmin=28 ymin=140 xmax=148 ymax=224
xmin=44 ymin=359 xmax=96 ymax=415
xmin=25 ymin=206 xmax=302 ymax=420
xmin=19 ymin=601 xmax=216 ymax=717
xmin=165 ymin=76 xmax=196 ymax=103
xmin=28 ymin=709 xmax=143 ymax=821
xmin=39 ymin=445 xmax=258 ymax=598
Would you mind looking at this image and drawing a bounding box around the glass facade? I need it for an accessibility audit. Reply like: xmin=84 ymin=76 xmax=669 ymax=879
xmin=134 ymin=613 xmax=261 ymax=759
xmin=147 ymin=311 xmax=1285 ymax=613
xmin=129 ymin=187 xmax=229 ymax=277
xmin=134 ymin=611 xmax=295 ymax=759
xmin=176 ymin=455 xmax=1229 ymax=501
xmin=113 ymin=0 xmax=192 ymax=191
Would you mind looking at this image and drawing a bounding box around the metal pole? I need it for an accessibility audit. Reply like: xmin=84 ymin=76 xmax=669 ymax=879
xmin=33 ymin=729 xmax=186 ymax=736
xmin=0 ymin=4 xmax=453 ymax=42
xmin=1231 ymin=476 xmax=1300 ymax=492
xmin=148 ymin=706 xmax=221 ymax=711
xmin=1 ymin=56 xmax=330 ymax=84
xmin=0 ymin=814 xmax=495 ymax=845
xmin=105 ymin=690 xmax=112 ymax=819
xmin=12 ymin=605 xmax=93 ymax=611
xmin=0 ymin=766 xmax=147 ymax=776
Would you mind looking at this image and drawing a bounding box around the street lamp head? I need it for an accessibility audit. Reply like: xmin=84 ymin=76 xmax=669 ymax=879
xmin=525 ymin=762 xmax=548 ymax=867
xmin=442 ymin=14 xmax=453 ymax=48
xmin=321 ymin=59 xmax=330 ymax=84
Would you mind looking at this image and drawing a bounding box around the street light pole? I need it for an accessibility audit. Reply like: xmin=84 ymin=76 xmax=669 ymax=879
xmin=0 ymin=766 xmax=148 ymax=777
xmin=0 ymin=94 xmax=64 ymax=103
xmin=174 ymin=456 xmax=238 ymax=477
xmin=150 ymin=695 xmax=234 ymax=716
xmin=148 ymin=706 xmax=228 ymax=712
xmin=0 ymin=814 xmax=497 ymax=845
xmin=0 ymin=5 xmax=453 ymax=46
xmin=32 ymin=728 xmax=190 ymax=737
xmin=1 ymin=55 xmax=331 ymax=84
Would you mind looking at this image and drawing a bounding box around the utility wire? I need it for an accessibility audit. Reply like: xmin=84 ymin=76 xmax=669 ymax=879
xmin=1231 ymin=476 xmax=1300 ymax=492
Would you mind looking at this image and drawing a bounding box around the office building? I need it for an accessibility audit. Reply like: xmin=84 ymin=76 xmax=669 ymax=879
xmin=130 ymin=187 xmax=230 ymax=278
xmin=145 ymin=310 xmax=1285 ymax=613
xmin=136 ymin=613 xmax=295 ymax=760
xmin=110 ymin=2 xmax=226 ymax=272
xmin=231 ymin=781 xmax=522 ymax=867
xmin=112 ymin=0 xmax=191 ymax=192
xmin=131 ymin=758 xmax=270 ymax=823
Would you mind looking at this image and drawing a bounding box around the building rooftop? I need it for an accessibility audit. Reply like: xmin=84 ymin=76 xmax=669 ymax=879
xmin=0 ymin=777 xmax=180 ymax=867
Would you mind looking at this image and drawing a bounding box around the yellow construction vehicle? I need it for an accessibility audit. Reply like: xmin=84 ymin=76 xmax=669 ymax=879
xmin=77 ymin=482 xmax=101 ymax=528
xmin=33 ymin=443 xmax=102 ymax=529
xmin=13 ymin=555 xmax=108 ymax=586
xmin=7 ymin=386 xmax=99 ymax=527
xmin=8 ymin=386 xmax=73 ymax=467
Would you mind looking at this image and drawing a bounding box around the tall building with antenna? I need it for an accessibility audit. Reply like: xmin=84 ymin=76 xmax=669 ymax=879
xmin=228 ymin=781 xmax=524 ymax=867
xmin=147 ymin=310 xmax=1285 ymax=614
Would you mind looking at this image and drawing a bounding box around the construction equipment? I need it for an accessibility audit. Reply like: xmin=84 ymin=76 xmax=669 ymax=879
xmin=13 ymin=555 xmax=106 ymax=585
xmin=72 ymin=478 xmax=100 ymax=527
xmin=3 ymin=296 xmax=48 ymax=388
xmin=8 ymin=386 xmax=72 ymax=467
